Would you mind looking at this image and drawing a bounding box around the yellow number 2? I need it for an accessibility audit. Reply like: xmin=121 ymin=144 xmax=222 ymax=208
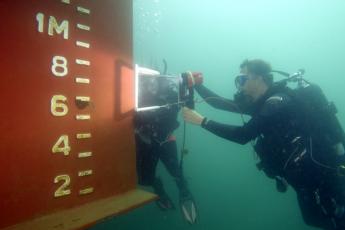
xmin=54 ymin=175 xmax=71 ymax=197
xmin=52 ymin=135 xmax=71 ymax=156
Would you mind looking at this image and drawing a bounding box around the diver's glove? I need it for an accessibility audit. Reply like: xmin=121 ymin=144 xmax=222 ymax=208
xmin=185 ymin=71 xmax=203 ymax=87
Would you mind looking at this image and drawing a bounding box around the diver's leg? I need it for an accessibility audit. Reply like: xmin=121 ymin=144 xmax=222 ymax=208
xmin=152 ymin=176 xmax=175 ymax=210
xmin=160 ymin=140 xmax=197 ymax=223
xmin=159 ymin=140 xmax=186 ymax=190
xmin=136 ymin=137 xmax=175 ymax=210
xmin=323 ymin=174 xmax=345 ymax=229
xmin=297 ymin=189 xmax=335 ymax=230
xmin=135 ymin=135 xmax=158 ymax=186
xmin=141 ymin=141 xmax=174 ymax=210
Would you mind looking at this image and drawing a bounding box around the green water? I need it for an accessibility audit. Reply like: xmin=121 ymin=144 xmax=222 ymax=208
xmin=90 ymin=1 xmax=345 ymax=229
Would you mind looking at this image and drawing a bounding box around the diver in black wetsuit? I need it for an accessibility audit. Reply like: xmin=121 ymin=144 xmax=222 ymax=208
xmin=134 ymin=75 xmax=197 ymax=224
xmin=183 ymin=59 xmax=345 ymax=230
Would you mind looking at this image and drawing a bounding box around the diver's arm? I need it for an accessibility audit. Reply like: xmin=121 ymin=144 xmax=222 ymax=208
xmin=201 ymin=117 xmax=260 ymax=145
xmin=195 ymin=85 xmax=242 ymax=113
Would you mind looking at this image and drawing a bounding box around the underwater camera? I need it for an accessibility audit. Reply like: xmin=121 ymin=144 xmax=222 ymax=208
xmin=135 ymin=64 xmax=195 ymax=112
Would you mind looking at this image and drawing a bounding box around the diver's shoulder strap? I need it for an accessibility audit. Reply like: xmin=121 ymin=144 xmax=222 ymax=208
xmin=260 ymin=92 xmax=292 ymax=117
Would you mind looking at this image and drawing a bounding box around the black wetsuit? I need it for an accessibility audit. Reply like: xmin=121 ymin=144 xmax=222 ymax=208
xmin=134 ymin=103 xmax=190 ymax=205
xmin=195 ymin=84 xmax=345 ymax=230
xmin=134 ymin=105 xmax=181 ymax=186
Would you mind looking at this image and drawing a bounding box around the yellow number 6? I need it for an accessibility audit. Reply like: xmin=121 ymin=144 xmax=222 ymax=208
xmin=51 ymin=95 xmax=68 ymax=116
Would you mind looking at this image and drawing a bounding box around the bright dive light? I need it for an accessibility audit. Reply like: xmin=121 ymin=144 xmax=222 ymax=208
xmin=135 ymin=64 xmax=160 ymax=112
xmin=135 ymin=64 xmax=180 ymax=112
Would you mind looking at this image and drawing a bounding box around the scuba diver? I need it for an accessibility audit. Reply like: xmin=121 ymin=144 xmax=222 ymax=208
xmin=182 ymin=59 xmax=345 ymax=230
xmin=134 ymin=68 xmax=197 ymax=224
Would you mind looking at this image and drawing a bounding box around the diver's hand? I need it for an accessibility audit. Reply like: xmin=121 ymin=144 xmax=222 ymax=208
xmin=186 ymin=71 xmax=203 ymax=87
xmin=182 ymin=107 xmax=204 ymax=125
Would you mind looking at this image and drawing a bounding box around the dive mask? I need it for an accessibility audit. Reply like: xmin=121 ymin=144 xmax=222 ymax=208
xmin=235 ymin=74 xmax=249 ymax=90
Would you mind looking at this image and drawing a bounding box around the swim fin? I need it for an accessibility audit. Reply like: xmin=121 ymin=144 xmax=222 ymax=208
xmin=180 ymin=193 xmax=198 ymax=224
xmin=153 ymin=177 xmax=175 ymax=211
xmin=156 ymin=194 xmax=175 ymax=211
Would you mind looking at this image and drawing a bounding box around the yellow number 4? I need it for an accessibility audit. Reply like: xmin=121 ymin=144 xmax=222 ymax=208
xmin=52 ymin=135 xmax=71 ymax=156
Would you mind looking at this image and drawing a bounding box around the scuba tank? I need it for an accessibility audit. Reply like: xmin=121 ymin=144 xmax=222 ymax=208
xmin=277 ymin=69 xmax=345 ymax=157
xmin=272 ymin=70 xmax=345 ymax=175
xmin=249 ymin=69 xmax=345 ymax=180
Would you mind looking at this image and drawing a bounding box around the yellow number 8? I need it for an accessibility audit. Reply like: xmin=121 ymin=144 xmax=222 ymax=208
xmin=52 ymin=56 xmax=68 ymax=77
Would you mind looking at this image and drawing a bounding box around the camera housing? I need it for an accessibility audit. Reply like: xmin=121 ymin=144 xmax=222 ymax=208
xmin=135 ymin=65 xmax=194 ymax=112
